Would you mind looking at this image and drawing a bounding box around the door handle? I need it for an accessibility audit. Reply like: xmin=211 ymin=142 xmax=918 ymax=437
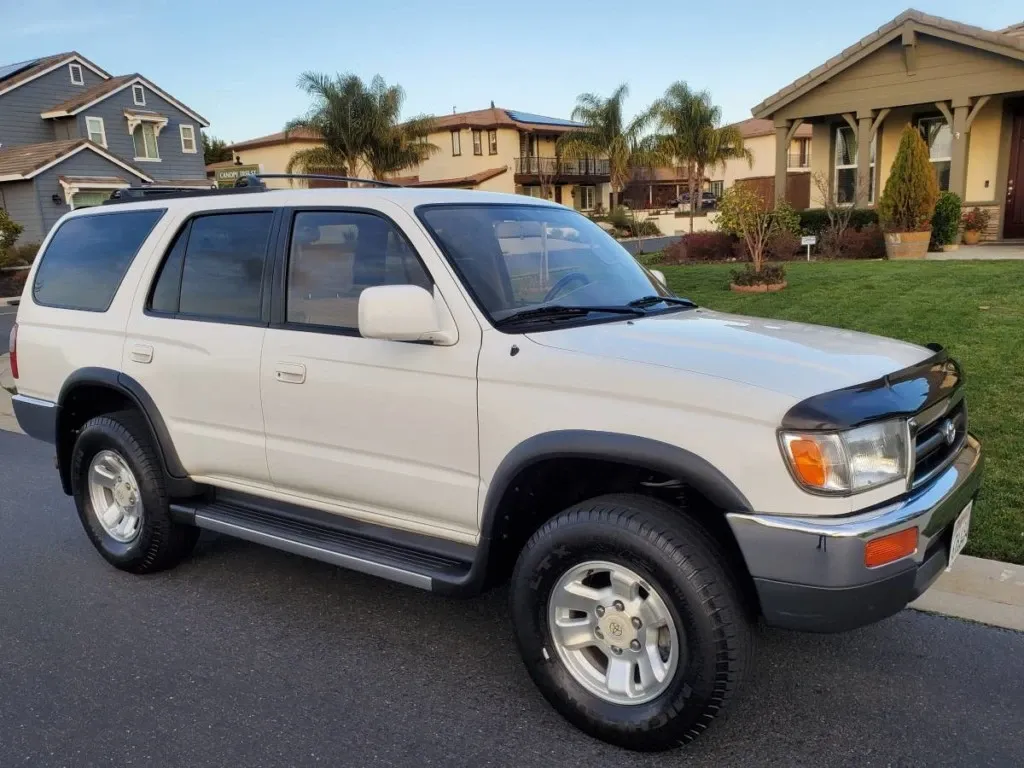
xmin=275 ymin=362 xmax=306 ymax=384
xmin=130 ymin=344 xmax=154 ymax=364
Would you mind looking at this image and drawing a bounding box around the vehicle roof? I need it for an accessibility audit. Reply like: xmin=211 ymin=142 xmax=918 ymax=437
xmin=75 ymin=187 xmax=564 ymax=218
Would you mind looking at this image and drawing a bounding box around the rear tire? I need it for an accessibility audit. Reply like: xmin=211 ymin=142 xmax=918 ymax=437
xmin=509 ymin=493 xmax=753 ymax=751
xmin=70 ymin=410 xmax=198 ymax=573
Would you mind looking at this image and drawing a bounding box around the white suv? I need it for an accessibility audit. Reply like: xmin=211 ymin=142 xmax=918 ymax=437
xmin=9 ymin=182 xmax=982 ymax=751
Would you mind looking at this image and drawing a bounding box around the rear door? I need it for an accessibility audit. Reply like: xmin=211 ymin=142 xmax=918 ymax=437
xmin=124 ymin=208 xmax=279 ymax=488
xmin=258 ymin=204 xmax=481 ymax=542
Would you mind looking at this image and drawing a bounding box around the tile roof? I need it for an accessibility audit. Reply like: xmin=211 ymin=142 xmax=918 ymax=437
xmin=227 ymin=128 xmax=322 ymax=151
xmin=41 ymin=74 xmax=136 ymax=115
xmin=0 ymin=139 xmax=150 ymax=181
xmin=730 ymin=118 xmax=812 ymax=139
xmin=393 ymin=166 xmax=508 ymax=188
xmin=431 ymin=107 xmax=583 ymax=133
xmin=751 ymin=9 xmax=1024 ymax=118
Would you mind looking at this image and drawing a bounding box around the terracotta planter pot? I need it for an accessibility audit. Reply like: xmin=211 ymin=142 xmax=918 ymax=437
xmin=883 ymin=230 xmax=930 ymax=260
xmin=729 ymin=281 xmax=787 ymax=294
xmin=940 ymin=243 xmax=960 ymax=252
xmin=962 ymin=229 xmax=981 ymax=245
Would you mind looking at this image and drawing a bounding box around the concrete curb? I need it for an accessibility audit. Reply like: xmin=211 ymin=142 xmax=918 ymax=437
xmin=1 ymin=297 xmax=20 ymax=306
xmin=0 ymin=353 xmax=20 ymax=435
xmin=911 ymin=555 xmax=1024 ymax=632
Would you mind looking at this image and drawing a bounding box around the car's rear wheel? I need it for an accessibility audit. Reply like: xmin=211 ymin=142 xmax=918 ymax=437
xmin=71 ymin=411 xmax=198 ymax=573
xmin=510 ymin=493 xmax=753 ymax=751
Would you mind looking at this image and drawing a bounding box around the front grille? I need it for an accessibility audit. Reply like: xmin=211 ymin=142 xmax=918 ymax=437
xmin=912 ymin=399 xmax=967 ymax=487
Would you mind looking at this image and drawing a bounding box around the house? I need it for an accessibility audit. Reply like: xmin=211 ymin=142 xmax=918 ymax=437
xmin=228 ymin=106 xmax=613 ymax=211
xmin=711 ymin=118 xmax=813 ymax=208
xmin=751 ymin=10 xmax=1024 ymax=240
xmin=0 ymin=52 xmax=211 ymax=242
xmin=226 ymin=127 xmax=324 ymax=188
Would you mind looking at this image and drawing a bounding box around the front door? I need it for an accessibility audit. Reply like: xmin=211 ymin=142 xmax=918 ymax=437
xmin=259 ymin=206 xmax=481 ymax=541
xmin=1005 ymin=105 xmax=1024 ymax=239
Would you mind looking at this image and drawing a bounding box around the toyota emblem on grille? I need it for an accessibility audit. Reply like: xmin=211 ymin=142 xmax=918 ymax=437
xmin=941 ymin=419 xmax=956 ymax=445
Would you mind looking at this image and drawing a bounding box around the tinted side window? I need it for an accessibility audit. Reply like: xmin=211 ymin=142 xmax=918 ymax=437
xmin=33 ymin=210 xmax=164 ymax=311
xmin=148 ymin=222 xmax=189 ymax=314
xmin=286 ymin=211 xmax=432 ymax=331
xmin=177 ymin=212 xmax=273 ymax=321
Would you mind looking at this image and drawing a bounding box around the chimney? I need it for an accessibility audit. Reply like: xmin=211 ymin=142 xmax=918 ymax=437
xmin=490 ymin=100 xmax=495 ymax=108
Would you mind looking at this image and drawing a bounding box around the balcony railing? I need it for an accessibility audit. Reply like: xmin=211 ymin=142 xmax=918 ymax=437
xmin=787 ymin=152 xmax=811 ymax=169
xmin=514 ymin=156 xmax=610 ymax=177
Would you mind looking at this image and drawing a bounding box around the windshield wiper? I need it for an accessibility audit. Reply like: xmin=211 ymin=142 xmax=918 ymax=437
xmin=494 ymin=304 xmax=645 ymax=328
xmin=627 ymin=295 xmax=697 ymax=309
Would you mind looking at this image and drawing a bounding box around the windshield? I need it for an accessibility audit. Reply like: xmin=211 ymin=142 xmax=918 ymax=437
xmin=417 ymin=204 xmax=675 ymax=327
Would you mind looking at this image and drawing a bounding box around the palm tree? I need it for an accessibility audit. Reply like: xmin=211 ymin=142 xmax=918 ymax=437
xmin=557 ymin=83 xmax=659 ymax=211
xmin=285 ymin=72 xmax=438 ymax=183
xmin=651 ymin=82 xmax=751 ymax=232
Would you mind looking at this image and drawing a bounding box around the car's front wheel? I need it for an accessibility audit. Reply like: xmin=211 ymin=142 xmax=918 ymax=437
xmin=510 ymin=494 xmax=753 ymax=751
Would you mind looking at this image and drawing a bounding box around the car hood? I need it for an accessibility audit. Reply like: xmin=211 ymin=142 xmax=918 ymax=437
xmin=526 ymin=308 xmax=933 ymax=401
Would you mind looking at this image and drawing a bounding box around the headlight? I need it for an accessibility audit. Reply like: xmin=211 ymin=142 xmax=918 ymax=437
xmin=780 ymin=420 xmax=909 ymax=494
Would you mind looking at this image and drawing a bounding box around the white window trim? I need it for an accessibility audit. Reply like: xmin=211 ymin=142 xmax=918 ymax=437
xmin=69 ymin=63 xmax=84 ymax=85
xmin=59 ymin=179 xmax=131 ymax=210
xmin=133 ymin=123 xmax=162 ymax=162
xmin=179 ymin=124 xmax=197 ymax=153
xmin=85 ymin=116 xmax=107 ymax=148
xmin=833 ymin=125 xmax=875 ymax=205
xmin=132 ymin=84 xmax=146 ymax=106
xmin=918 ymin=116 xmax=952 ymax=190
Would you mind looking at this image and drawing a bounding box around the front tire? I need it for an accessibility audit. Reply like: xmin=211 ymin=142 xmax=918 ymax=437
xmin=70 ymin=411 xmax=198 ymax=573
xmin=509 ymin=494 xmax=753 ymax=751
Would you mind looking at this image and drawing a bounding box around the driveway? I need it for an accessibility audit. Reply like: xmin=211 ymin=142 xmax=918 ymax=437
xmin=1 ymin=429 xmax=1022 ymax=767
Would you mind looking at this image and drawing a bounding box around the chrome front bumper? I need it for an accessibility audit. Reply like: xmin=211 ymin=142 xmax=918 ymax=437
xmin=727 ymin=435 xmax=983 ymax=632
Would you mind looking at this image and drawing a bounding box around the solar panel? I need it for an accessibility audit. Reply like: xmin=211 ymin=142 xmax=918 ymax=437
xmin=505 ymin=110 xmax=583 ymax=128
xmin=0 ymin=58 xmax=40 ymax=83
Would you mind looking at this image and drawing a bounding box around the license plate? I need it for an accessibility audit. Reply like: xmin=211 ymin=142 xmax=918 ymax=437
xmin=947 ymin=501 xmax=972 ymax=571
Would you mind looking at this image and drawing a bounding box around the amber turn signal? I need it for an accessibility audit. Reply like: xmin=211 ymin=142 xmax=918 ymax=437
xmin=864 ymin=528 xmax=918 ymax=568
xmin=787 ymin=438 xmax=827 ymax=487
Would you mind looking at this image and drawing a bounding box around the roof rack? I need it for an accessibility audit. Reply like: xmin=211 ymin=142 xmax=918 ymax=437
xmin=102 ymin=173 xmax=400 ymax=205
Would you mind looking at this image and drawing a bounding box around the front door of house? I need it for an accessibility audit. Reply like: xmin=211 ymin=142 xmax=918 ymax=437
xmin=1005 ymin=104 xmax=1024 ymax=239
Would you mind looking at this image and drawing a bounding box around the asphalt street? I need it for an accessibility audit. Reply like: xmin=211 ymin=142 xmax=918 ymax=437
xmin=0 ymin=306 xmax=15 ymax=355
xmin=1 ymin=428 xmax=1022 ymax=768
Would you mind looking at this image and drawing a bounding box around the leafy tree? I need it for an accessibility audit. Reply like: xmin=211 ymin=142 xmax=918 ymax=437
xmin=650 ymin=82 xmax=752 ymax=233
xmin=717 ymin=184 xmax=779 ymax=274
xmin=202 ymin=134 xmax=232 ymax=165
xmin=878 ymin=124 xmax=939 ymax=232
xmin=557 ymin=84 xmax=660 ymax=210
xmin=286 ymin=72 xmax=437 ymax=182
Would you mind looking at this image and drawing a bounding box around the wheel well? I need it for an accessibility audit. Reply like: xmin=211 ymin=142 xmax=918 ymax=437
xmin=484 ymin=457 xmax=759 ymax=615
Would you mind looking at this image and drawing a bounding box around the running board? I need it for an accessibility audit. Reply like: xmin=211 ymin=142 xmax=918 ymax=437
xmin=172 ymin=495 xmax=474 ymax=592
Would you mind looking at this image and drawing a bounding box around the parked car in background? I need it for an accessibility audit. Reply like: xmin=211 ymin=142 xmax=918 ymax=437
xmin=667 ymin=191 xmax=718 ymax=209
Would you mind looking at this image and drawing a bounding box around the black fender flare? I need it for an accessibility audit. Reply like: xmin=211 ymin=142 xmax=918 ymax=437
xmin=56 ymin=367 xmax=194 ymax=495
xmin=480 ymin=429 xmax=753 ymax=543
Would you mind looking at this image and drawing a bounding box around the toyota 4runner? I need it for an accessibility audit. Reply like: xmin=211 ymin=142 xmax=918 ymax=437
xmin=9 ymin=181 xmax=983 ymax=751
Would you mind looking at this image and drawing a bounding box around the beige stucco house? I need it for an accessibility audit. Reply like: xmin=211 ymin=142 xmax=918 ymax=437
xmin=226 ymin=128 xmax=325 ymax=189
xmin=752 ymin=9 xmax=1024 ymax=240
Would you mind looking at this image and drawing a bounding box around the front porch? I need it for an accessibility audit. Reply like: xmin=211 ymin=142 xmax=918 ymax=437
xmin=753 ymin=10 xmax=1024 ymax=240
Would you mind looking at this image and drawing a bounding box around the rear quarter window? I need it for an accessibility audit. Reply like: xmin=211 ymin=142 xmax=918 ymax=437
xmin=32 ymin=209 xmax=165 ymax=312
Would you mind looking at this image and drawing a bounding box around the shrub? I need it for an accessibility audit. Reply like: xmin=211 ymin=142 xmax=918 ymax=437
xmin=774 ymin=201 xmax=801 ymax=237
xmin=799 ymin=208 xmax=878 ymax=237
xmin=765 ymin=230 xmax=801 ymax=261
xmin=662 ymin=231 xmax=735 ymax=264
xmin=838 ymin=224 xmax=886 ymax=259
xmin=717 ymin=185 xmax=778 ymax=273
xmin=0 ymin=241 xmax=40 ymax=267
xmin=931 ymin=192 xmax=962 ymax=246
xmin=878 ymin=124 xmax=939 ymax=232
xmin=962 ymin=206 xmax=991 ymax=233
xmin=0 ymin=209 xmax=25 ymax=265
xmin=730 ymin=263 xmax=786 ymax=286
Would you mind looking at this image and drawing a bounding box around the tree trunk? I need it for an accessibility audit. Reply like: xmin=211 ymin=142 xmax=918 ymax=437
xmin=688 ymin=161 xmax=696 ymax=234
xmin=694 ymin=163 xmax=705 ymax=219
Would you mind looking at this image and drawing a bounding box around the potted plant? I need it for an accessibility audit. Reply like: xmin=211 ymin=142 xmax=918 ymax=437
xmin=716 ymin=185 xmax=787 ymax=292
xmin=878 ymin=124 xmax=939 ymax=259
xmin=962 ymin=207 xmax=991 ymax=245
xmin=931 ymin=191 xmax=962 ymax=252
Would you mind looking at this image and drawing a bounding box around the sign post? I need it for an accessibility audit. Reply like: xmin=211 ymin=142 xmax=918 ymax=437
xmin=800 ymin=235 xmax=817 ymax=261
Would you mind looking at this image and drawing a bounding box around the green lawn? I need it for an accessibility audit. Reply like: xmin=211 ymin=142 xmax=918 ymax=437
xmin=658 ymin=260 xmax=1024 ymax=565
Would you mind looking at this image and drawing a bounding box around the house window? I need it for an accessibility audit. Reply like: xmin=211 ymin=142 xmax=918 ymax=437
xmin=918 ymin=116 xmax=952 ymax=192
xmin=69 ymin=63 xmax=84 ymax=85
xmin=472 ymin=130 xmax=482 ymax=156
xmin=132 ymin=84 xmax=146 ymax=106
xmin=520 ymin=186 xmax=543 ymax=198
xmin=578 ymin=185 xmax=596 ymax=210
xmin=133 ymin=123 xmax=160 ymax=160
xmin=85 ymin=116 xmax=107 ymax=148
xmin=488 ymin=130 xmax=498 ymax=155
xmin=710 ymin=180 xmax=724 ymax=198
xmin=451 ymin=130 xmax=461 ymax=156
xmin=180 ymin=124 xmax=197 ymax=153
xmin=834 ymin=125 xmax=874 ymax=205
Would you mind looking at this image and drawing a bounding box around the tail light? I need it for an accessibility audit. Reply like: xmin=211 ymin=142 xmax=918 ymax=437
xmin=8 ymin=322 xmax=17 ymax=380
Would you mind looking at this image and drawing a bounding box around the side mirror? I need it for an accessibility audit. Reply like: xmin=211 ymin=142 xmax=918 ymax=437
xmin=358 ymin=285 xmax=450 ymax=343
xmin=650 ymin=269 xmax=667 ymax=287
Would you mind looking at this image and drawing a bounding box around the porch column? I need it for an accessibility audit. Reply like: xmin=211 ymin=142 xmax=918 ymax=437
xmin=856 ymin=112 xmax=873 ymax=208
xmin=944 ymin=96 xmax=990 ymax=199
xmin=774 ymin=124 xmax=790 ymax=206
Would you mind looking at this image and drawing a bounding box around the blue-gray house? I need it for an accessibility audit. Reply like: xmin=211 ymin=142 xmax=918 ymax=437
xmin=0 ymin=52 xmax=211 ymax=242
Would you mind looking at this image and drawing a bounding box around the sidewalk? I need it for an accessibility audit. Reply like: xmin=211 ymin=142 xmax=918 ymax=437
xmin=0 ymin=353 xmax=19 ymax=434
xmin=911 ymin=555 xmax=1024 ymax=632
